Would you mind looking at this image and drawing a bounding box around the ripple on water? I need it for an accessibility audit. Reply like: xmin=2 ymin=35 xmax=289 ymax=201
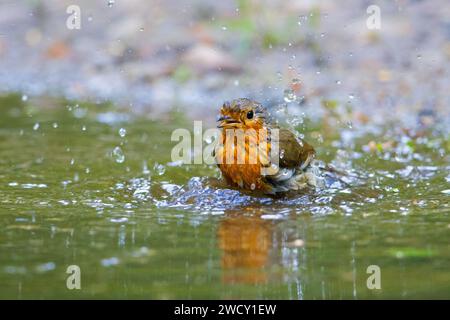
xmin=101 ymin=257 xmax=120 ymax=267
xmin=396 ymin=165 xmax=439 ymax=181
xmin=35 ymin=262 xmax=56 ymax=273
xmin=8 ymin=182 xmax=48 ymax=189
xmin=110 ymin=217 xmax=128 ymax=223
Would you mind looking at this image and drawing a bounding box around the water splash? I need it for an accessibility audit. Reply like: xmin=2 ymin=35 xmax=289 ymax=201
xmin=112 ymin=146 xmax=125 ymax=163
xmin=283 ymin=89 xmax=297 ymax=103
xmin=118 ymin=128 xmax=127 ymax=137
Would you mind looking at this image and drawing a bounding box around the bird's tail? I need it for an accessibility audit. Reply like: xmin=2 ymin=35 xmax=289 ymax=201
xmin=298 ymin=160 xmax=352 ymax=190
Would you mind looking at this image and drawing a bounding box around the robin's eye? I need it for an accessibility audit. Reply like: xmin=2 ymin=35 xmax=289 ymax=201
xmin=246 ymin=110 xmax=254 ymax=119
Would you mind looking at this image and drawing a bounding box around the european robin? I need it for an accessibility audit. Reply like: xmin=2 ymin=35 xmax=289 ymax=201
xmin=215 ymin=98 xmax=324 ymax=194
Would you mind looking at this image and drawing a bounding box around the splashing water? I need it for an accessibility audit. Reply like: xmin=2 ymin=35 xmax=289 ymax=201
xmin=0 ymin=95 xmax=448 ymax=299
xmin=283 ymin=89 xmax=297 ymax=102
xmin=112 ymin=146 xmax=125 ymax=163
xmin=118 ymin=127 xmax=127 ymax=137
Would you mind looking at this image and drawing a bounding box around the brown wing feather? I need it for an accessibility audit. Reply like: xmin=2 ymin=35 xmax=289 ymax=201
xmin=277 ymin=129 xmax=315 ymax=169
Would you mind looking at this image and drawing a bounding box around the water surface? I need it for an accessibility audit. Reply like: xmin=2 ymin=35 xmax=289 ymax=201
xmin=0 ymin=95 xmax=449 ymax=299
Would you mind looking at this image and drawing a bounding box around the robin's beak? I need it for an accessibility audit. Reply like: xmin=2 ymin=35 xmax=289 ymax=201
xmin=217 ymin=115 xmax=239 ymax=128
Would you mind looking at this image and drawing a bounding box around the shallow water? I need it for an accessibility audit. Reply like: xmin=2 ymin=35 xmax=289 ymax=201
xmin=0 ymin=94 xmax=449 ymax=299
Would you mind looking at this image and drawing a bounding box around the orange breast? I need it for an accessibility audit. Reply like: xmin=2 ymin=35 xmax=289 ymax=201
xmin=215 ymin=130 xmax=272 ymax=192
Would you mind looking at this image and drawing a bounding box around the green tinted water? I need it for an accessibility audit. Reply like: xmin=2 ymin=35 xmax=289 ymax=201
xmin=0 ymin=94 xmax=449 ymax=299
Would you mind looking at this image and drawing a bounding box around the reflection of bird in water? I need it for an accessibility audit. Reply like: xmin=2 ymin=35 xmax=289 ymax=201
xmin=217 ymin=212 xmax=272 ymax=284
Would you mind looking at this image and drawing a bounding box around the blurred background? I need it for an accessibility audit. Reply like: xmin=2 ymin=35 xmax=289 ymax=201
xmin=0 ymin=0 xmax=449 ymax=125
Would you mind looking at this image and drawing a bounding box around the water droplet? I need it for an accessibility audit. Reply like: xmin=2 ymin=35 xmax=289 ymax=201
xmin=291 ymin=78 xmax=301 ymax=85
xmin=234 ymin=79 xmax=240 ymax=86
xmin=101 ymin=257 xmax=119 ymax=267
xmin=87 ymin=15 xmax=93 ymax=22
xmin=52 ymin=122 xmax=58 ymax=128
xmin=110 ymin=217 xmax=128 ymax=224
xmin=276 ymin=71 xmax=283 ymax=81
xmin=417 ymin=54 xmax=422 ymax=59
xmin=167 ymin=160 xmax=183 ymax=167
xmin=288 ymin=114 xmax=304 ymax=127
xmin=274 ymin=103 xmax=287 ymax=117
xmin=348 ymin=94 xmax=355 ymax=99
xmin=124 ymin=203 xmax=133 ymax=209
xmin=35 ymin=262 xmax=56 ymax=273
xmin=221 ymin=26 xmax=227 ymax=31
xmin=118 ymin=127 xmax=127 ymax=137
xmin=153 ymin=163 xmax=166 ymax=176
xmin=336 ymin=80 xmax=341 ymax=85
xmin=21 ymin=94 xmax=28 ymax=102
xmin=139 ymin=27 xmax=144 ymax=32
xmin=33 ymin=123 xmax=40 ymax=131
xmin=346 ymin=121 xmax=353 ymax=129
xmin=283 ymin=89 xmax=297 ymax=102
xmin=112 ymin=146 xmax=125 ymax=163
xmin=107 ymin=0 xmax=115 ymax=8
xmin=142 ymin=161 xmax=150 ymax=174
xmin=81 ymin=125 xmax=87 ymax=131
xmin=204 ymin=135 xmax=213 ymax=144
xmin=70 ymin=158 xmax=75 ymax=165
xmin=320 ymin=33 xmax=325 ymax=38
xmin=297 ymin=15 xmax=308 ymax=26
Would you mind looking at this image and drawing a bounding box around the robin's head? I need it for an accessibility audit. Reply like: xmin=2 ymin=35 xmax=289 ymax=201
xmin=217 ymin=98 xmax=268 ymax=130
